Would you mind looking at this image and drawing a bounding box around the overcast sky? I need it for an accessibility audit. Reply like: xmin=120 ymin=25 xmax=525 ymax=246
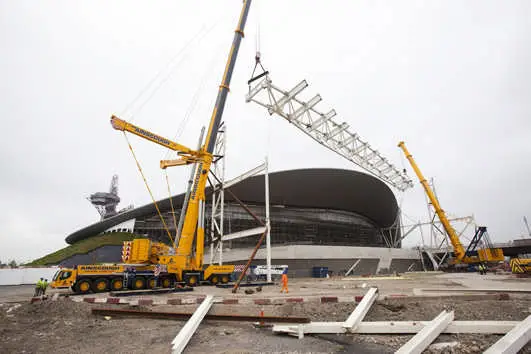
xmin=1 ymin=1 xmax=530 ymax=263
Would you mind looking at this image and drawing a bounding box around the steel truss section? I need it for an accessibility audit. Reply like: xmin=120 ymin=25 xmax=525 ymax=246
xmin=246 ymin=77 xmax=413 ymax=191
xmin=210 ymin=127 xmax=226 ymax=265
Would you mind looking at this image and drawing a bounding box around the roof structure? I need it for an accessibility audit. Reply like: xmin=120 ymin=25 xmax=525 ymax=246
xmin=66 ymin=168 xmax=399 ymax=244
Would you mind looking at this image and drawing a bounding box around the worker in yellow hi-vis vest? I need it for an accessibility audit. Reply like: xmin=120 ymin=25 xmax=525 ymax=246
xmin=280 ymin=269 xmax=289 ymax=294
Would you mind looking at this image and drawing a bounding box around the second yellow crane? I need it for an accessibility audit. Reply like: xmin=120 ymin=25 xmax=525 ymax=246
xmin=398 ymin=141 xmax=504 ymax=266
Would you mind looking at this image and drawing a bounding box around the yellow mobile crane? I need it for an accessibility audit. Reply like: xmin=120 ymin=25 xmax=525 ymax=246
xmin=398 ymin=141 xmax=504 ymax=266
xmin=52 ymin=1 xmax=252 ymax=293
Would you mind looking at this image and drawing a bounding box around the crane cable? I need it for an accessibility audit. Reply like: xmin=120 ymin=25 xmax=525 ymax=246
xmin=121 ymin=20 xmax=222 ymax=122
xmin=123 ymin=132 xmax=176 ymax=248
xmin=118 ymin=17 xmax=226 ymax=247
xmin=164 ymin=170 xmax=179 ymax=243
xmin=161 ymin=42 xmax=226 ymax=241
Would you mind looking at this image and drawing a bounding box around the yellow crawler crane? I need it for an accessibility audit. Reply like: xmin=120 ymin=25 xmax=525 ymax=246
xmin=398 ymin=141 xmax=504 ymax=266
xmin=52 ymin=1 xmax=253 ymax=293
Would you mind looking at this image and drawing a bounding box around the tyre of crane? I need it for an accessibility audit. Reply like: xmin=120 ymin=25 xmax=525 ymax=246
xmin=210 ymin=275 xmax=220 ymax=285
xmin=221 ymin=274 xmax=230 ymax=284
xmin=75 ymin=279 xmax=92 ymax=294
xmin=110 ymin=278 xmax=124 ymax=291
xmin=147 ymin=277 xmax=157 ymax=289
xmin=184 ymin=274 xmax=199 ymax=287
xmin=160 ymin=277 xmax=172 ymax=288
xmin=132 ymin=277 xmax=146 ymax=290
xmin=92 ymin=278 xmax=109 ymax=293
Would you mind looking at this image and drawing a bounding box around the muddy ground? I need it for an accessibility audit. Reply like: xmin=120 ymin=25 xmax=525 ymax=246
xmin=1 ymin=296 xmax=531 ymax=354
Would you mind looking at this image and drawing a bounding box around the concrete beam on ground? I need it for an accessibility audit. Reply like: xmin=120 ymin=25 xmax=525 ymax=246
xmin=416 ymin=288 xmax=531 ymax=294
xmin=396 ymin=310 xmax=454 ymax=354
xmin=171 ymin=295 xmax=214 ymax=354
xmin=343 ymin=287 xmax=378 ymax=331
xmin=273 ymin=320 xmax=517 ymax=335
xmin=484 ymin=314 xmax=531 ymax=354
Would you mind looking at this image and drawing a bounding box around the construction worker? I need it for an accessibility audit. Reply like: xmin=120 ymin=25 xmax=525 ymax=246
xmin=478 ymin=263 xmax=485 ymax=275
xmin=34 ymin=278 xmax=44 ymax=297
xmin=41 ymin=279 xmax=49 ymax=295
xmin=280 ymin=269 xmax=289 ymax=293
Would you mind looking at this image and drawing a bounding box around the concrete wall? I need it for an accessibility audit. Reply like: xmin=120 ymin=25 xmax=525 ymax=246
xmin=389 ymin=259 xmax=424 ymax=273
xmin=208 ymin=245 xmax=420 ymax=277
xmin=0 ymin=268 xmax=58 ymax=286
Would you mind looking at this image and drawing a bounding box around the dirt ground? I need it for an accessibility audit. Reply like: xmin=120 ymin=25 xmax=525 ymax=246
xmin=1 ymin=296 xmax=531 ymax=354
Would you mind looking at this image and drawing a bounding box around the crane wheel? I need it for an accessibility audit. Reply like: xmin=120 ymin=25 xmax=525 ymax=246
xmin=92 ymin=278 xmax=109 ymax=293
xmin=75 ymin=279 xmax=92 ymax=294
xmin=132 ymin=277 xmax=146 ymax=290
xmin=221 ymin=274 xmax=230 ymax=284
xmin=160 ymin=277 xmax=172 ymax=288
xmin=110 ymin=278 xmax=124 ymax=291
xmin=185 ymin=274 xmax=199 ymax=287
xmin=210 ymin=275 xmax=220 ymax=285
xmin=147 ymin=277 xmax=157 ymax=289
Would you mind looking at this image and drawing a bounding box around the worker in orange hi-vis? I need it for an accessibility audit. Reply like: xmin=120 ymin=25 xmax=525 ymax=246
xmin=280 ymin=269 xmax=289 ymax=293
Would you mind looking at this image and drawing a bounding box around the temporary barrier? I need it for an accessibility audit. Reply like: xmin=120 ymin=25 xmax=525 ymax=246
xmin=0 ymin=267 xmax=59 ymax=286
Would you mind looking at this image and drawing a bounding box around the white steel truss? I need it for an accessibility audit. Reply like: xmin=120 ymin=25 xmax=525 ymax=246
xmin=209 ymin=156 xmax=273 ymax=281
xmin=246 ymin=77 xmax=413 ymax=191
xmin=210 ymin=127 xmax=226 ymax=265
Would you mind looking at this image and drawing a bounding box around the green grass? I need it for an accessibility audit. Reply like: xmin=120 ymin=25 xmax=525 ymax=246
xmin=28 ymin=232 xmax=145 ymax=266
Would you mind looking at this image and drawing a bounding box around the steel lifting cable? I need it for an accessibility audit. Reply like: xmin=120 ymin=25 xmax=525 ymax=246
xmin=123 ymin=132 xmax=176 ymax=248
xmin=164 ymin=170 xmax=179 ymax=242
xmin=121 ymin=19 xmax=222 ymax=122
xmin=162 ymin=41 xmax=224 ymax=161
xmin=161 ymin=42 xmax=225 ymax=237
xmin=120 ymin=27 xmax=207 ymax=120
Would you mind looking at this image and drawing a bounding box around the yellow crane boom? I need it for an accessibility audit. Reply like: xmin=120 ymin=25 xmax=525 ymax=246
xmin=398 ymin=141 xmax=467 ymax=261
xmin=110 ymin=115 xmax=205 ymax=168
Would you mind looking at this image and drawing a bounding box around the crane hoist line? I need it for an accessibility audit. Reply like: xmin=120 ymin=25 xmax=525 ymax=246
xmin=51 ymin=1 xmax=253 ymax=293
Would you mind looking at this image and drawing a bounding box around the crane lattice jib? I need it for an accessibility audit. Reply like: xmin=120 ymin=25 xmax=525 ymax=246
xmin=246 ymin=77 xmax=413 ymax=192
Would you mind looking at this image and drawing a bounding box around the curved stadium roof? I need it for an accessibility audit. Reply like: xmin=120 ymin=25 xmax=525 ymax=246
xmin=66 ymin=168 xmax=399 ymax=244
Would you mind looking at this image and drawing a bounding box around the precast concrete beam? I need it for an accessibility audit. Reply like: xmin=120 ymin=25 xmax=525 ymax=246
xmin=484 ymin=314 xmax=531 ymax=354
xmin=171 ymin=295 xmax=214 ymax=354
xmin=396 ymin=310 xmax=454 ymax=354
xmin=343 ymin=287 xmax=378 ymax=331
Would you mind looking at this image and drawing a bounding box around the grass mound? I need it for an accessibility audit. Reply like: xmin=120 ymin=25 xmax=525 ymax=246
xmin=28 ymin=232 xmax=144 ymax=266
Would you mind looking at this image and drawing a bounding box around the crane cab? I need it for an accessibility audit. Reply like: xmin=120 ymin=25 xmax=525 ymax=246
xmin=51 ymin=268 xmax=77 ymax=289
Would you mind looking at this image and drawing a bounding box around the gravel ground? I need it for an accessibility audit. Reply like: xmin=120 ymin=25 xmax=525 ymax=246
xmin=2 ymin=296 xmax=531 ymax=354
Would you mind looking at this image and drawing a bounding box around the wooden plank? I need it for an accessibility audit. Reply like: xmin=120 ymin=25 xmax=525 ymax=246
xmin=396 ymin=310 xmax=454 ymax=354
xmin=484 ymin=314 xmax=531 ymax=354
xmin=171 ymin=295 xmax=214 ymax=354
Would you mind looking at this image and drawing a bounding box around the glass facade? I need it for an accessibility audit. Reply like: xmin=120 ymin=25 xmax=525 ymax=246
xmin=133 ymin=202 xmax=389 ymax=248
